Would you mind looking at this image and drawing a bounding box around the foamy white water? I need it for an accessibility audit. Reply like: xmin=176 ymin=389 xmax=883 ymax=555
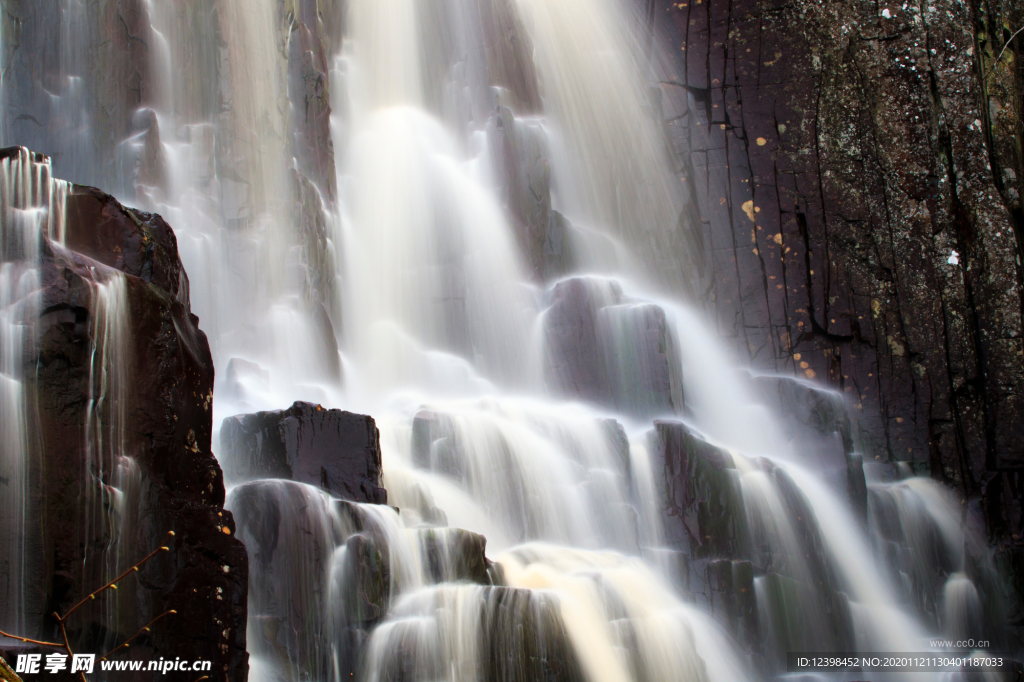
xmin=0 ymin=0 xmax=1008 ymax=680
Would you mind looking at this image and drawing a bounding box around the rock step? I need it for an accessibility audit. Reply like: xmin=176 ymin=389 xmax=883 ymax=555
xmin=220 ymin=401 xmax=388 ymax=504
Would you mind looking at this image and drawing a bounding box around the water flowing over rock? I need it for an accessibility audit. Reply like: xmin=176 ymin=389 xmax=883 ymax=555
xmin=649 ymin=420 xmax=745 ymax=560
xmin=745 ymin=373 xmax=867 ymax=519
xmin=227 ymin=479 xmax=495 ymax=681
xmin=648 ymin=0 xmax=1024 ymax=618
xmin=0 ymin=147 xmax=247 ymax=679
xmin=543 ymin=277 xmax=685 ymax=417
xmin=3 ymin=0 xmax=1024 ymax=677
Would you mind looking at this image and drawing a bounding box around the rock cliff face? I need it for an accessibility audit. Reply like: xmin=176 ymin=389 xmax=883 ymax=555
xmin=644 ymin=0 xmax=1023 ymax=586
xmin=1 ymin=149 xmax=248 ymax=681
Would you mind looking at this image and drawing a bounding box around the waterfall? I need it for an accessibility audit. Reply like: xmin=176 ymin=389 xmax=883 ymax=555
xmin=0 ymin=0 xmax=1015 ymax=679
xmin=0 ymin=148 xmax=69 ymax=638
xmin=82 ymin=273 xmax=138 ymax=651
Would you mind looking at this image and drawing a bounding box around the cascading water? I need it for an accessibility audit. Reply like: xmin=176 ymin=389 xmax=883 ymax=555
xmin=1 ymin=0 xmax=1017 ymax=680
xmin=0 ymin=149 xmax=72 ymax=639
xmin=0 ymin=147 xmax=139 ymax=650
xmin=82 ymin=274 xmax=139 ymax=651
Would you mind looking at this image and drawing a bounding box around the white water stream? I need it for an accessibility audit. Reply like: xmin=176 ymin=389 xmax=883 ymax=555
xmin=0 ymin=0 xmax=1010 ymax=680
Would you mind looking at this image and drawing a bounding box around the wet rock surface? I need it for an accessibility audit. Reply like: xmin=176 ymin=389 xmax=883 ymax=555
xmin=646 ymin=0 xmax=1024 ymax=630
xmin=229 ymin=479 xmax=495 ymax=682
xmin=1 ymin=149 xmax=247 ymax=681
xmin=543 ymin=277 xmax=684 ymax=417
xmin=649 ymin=420 xmax=744 ymax=560
xmin=649 ymin=417 xmax=857 ymax=661
xmin=706 ymin=559 xmax=759 ymax=650
xmin=220 ymin=401 xmax=388 ymax=504
xmin=650 ymin=0 xmax=1024 ymax=507
xmin=745 ymin=373 xmax=867 ymax=518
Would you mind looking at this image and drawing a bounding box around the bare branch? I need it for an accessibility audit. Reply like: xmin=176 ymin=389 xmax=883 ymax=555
xmin=100 ymin=611 xmax=177 ymax=661
xmin=0 ymin=631 xmax=65 ymax=650
xmin=54 ymin=615 xmax=86 ymax=682
xmin=59 ymin=531 xmax=175 ymax=623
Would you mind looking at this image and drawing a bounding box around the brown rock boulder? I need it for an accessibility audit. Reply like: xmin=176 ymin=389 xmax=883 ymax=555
xmin=220 ymin=401 xmax=388 ymax=504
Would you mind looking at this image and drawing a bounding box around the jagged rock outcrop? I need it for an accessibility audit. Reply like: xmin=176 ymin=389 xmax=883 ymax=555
xmin=220 ymin=401 xmax=388 ymax=504
xmin=0 ymin=149 xmax=247 ymax=681
xmin=488 ymin=107 xmax=553 ymax=281
xmin=646 ymin=0 xmax=1024 ymax=628
xmin=362 ymin=585 xmax=586 ymax=682
xmin=650 ymin=418 xmax=856 ymax=664
xmin=473 ymin=587 xmax=587 ymax=682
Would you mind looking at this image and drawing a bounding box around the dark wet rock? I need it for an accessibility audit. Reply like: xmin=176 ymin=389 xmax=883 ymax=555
xmin=367 ymin=585 xmax=585 ymax=682
xmin=994 ymin=546 xmax=1024 ymax=630
xmin=220 ymin=401 xmax=388 ymax=504
xmin=646 ymin=0 xmax=1024 ymax=550
xmin=543 ymin=277 xmax=621 ymax=406
xmin=649 ymin=420 xmax=744 ymax=559
xmin=644 ymin=0 xmax=1024 ymax=641
xmin=421 ymin=528 xmax=492 ymax=585
xmin=333 ymin=527 xmax=492 ymax=680
xmin=412 ymin=410 xmax=465 ymax=480
xmin=62 ymin=184 xmax=190 ymax=305
xmin=706 ymin=560 xmax=759 ymax=650
xmin=489 ymin=107 xmax=551 ymax=281
xmin=287 ymin=19 xmax=336 ymax=206
xmin=289 ymin=169 xmax=342 ymax=386
xmin=7 ymin=158 xmax=248 ymax=680
xmin=746 ymin=373 xmax=854 ymax=455
xmin=230 ymin=479 xmax=493 ymax=682
xmin=479 ymin=587 xmax=586 ymax=682
xmin=764 ymin=461 xmax=841 ymax=588
xmin=544 ymin=210 xmax=577 ymax=281
xmin=757 ymin=572 xmax=854 ymax=671
xmin=118 ymin=108 xmax=168 ymax=207
xmin=228 ymin=480 xmax=340 ymax=681
xmin=543 ymin=276 xmax=683 ymax=417
xmin=601 ymin=302 xmax=684 ymax=417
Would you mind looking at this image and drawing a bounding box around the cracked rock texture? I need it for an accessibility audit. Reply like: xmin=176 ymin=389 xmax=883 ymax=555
xmin=645 ymin=0 xmax=1024 ymax=551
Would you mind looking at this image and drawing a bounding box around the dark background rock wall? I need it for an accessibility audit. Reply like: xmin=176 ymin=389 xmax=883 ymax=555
xmin=643 ymin=0 xmax=1024 ymax=547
